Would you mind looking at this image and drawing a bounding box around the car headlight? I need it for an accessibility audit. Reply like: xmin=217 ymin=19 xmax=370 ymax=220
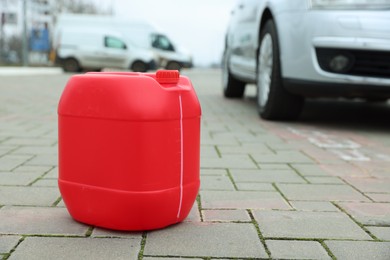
xmin=310 ymin=0 xmax=390 ymax=10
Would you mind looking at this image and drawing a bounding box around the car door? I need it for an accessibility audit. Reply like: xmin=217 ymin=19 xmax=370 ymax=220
xmin=229 ymin=0 xmax=261 ymax=79
xmin=101 ymin=36 xmax=129 ymax=69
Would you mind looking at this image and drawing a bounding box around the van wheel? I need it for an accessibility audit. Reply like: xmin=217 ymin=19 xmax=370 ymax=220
xmin=131 ymin=61 xmax=147 ymax=72
xmin=166 ymin=61 xmax=182 ymax=71
xmin=222 ymin=53 xmax=246 ymax=98
xmin=257 ymin=20 xmax=303 ymax=120
xmin=63 ymin=58 xmax=81 ymax=72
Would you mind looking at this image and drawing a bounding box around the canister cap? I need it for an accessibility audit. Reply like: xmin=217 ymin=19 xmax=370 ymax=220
xmin=156 ymin=70 xmax=179 ymax=84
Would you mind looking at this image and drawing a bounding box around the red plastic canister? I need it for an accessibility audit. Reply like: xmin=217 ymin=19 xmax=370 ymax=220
xmin=58 ymin=70 xmax=201 ymax=231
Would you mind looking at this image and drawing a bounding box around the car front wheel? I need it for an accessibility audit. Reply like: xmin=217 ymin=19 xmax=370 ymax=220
xmin=257 ymin=20 xmax=303 ymax=120
xmin=63 ymin=58 xmax=81 ymax=72
xmin=166 ymin=61 xmax=182 ymax=71
xmin=131 ymin=61 xmax=147 ymax=72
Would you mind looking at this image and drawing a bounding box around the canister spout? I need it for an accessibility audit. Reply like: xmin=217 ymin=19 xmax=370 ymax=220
xmin=156 ymin=70 xmax=180 ymax=84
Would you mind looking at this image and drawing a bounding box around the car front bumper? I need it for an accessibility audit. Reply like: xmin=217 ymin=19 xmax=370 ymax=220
xmin=276 ymin=9 xmax=390 ymax=92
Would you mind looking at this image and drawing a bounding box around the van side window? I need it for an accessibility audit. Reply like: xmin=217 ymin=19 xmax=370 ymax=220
xmin=151 ymin=34 xmax=175 ymax=51
xmin=104 ymin=36 xmax=127 ymax=49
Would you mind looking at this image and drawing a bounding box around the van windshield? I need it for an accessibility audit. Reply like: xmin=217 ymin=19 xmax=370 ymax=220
xmin=151 ymin=34 xmax=175 ymax=51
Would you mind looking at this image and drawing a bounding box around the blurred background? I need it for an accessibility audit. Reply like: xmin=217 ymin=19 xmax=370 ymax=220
xmin=0 ymin=0 xmax=236 ymax=68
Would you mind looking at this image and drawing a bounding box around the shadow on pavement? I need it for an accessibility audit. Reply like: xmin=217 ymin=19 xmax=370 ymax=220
xmin=244 ymin=95 xmax=390 ymax=133
xmin=299 ymin=99 xmax=390 ymax=132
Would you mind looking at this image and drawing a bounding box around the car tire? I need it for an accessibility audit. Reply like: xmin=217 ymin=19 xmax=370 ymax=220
xmin=257 ymin=20 xmax=303 ymax=120
xmin=222 ymin=53 xmax=246 ymax=98
xmin=63 ymin=58 xmax=81 ymax=72
xmin=131 ymin=61 xmax=147 ymax=72
xmin=166 ymin=61 xmax=182 ymax=71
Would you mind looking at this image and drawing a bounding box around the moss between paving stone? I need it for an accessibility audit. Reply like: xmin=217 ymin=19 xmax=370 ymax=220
xmin=196 ymin=195 xmax=204 ymax=222
xmin=271 ymin=183 xmax=293 ymax=208
xmin=332 ymin=202 xmax=378 ymax=240
xmin=247 ymin=210 xmax=271 ymax=258
xmin=288 ymin=163 xmax=310 ymax=183
xmin=51 ymin=197 xmax=62 ymax=207
xmin=137 ymin=233 xmax=147 ymax=260
xmin=85 ymin=227 xmax=94 ymax=237
xmin=3 ymin=236 xmax=25 ymax=260
xmin=214 ymin=145 xmax=222 ymax=158
xmin=226 ymin=169 xmax=239 ymax=191
xmin=320 ymin=241 xmax=337 ymax=260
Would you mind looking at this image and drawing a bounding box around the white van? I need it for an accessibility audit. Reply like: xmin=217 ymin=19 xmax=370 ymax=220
xmin=54 ymin=28 xmax=156 ymax=72
xmin=54 ymin=14 xmax=193 ymax=70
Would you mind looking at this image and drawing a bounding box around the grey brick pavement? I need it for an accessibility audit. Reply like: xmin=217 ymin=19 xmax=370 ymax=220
xmin=1 ymin=69 xmax=389 ymax=259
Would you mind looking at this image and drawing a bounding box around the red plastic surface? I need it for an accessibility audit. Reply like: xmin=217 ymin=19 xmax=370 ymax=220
xmin=58 ymin=70 xmax=201 ymax=231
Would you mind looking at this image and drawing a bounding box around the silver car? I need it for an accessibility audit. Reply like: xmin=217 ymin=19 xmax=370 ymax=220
xmin=223 ymin=0 xmax=390 ymax=120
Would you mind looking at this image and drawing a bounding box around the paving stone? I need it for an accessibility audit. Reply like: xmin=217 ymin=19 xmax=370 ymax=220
xmin=31 ymin=179 xmax=57 ymax=187
xmin=0 ymin=206 xmax=88 ymax=235
xmin=291 ymin=164 xmax=329 ymax=176
xmin=0 ymin=146 xmax=17 ymax=157
xmin=321 ymin=164 xmax=368 ymax=178
xmin=0 ymin=186 xmax=59 ymax=206
xmin=265 ymin=142 xmax=295 ymax=151
xmin=302 ymin=146 xmax=345 ymax=164
xmin=25 ymin=154 xmax=57 ymax=166
xmin=343 ymin=177 xmax=390 ymax=193
xmin=200 ymin=145 xmax=219 ymax=158
xmin=0 ymin=155 xmax=33 ymax=171
xmin=184 ymin=203 xmax=202 ymax=223
xmin=325 ymin=241 xmax=390 ymax=260
xmin=203 ymin=209 xmax=251 ymax=222
xmin=200 ymin=175 xmax=235 ymax=191
xmin=230 ymin=169 xmax=306 ymax=183
xmin=338 ymin=202 xmax=390 ymax=225
xmin=13 ymin=146 xmax=57 ymax=155
xmin=253 ymin=210 xmax=371 ymax=240
xmin=12 ymin=165 xmax=52 ymax=174
xmin=1 ymin=137 xmax=56 ymax=146
xmin=366 ymin=193 xmax=390 ymax=202
xmin=236 ymin=182 xmax=275 ymax=191
xmin=217 ymin=143 xmax=273 ymax=155
xmin=277 ymin=184 xmax=370 ymax=201
xmin=143 ymin=258 xmax=202 ymax=260
xmin=252 ymin=151 xmax=315 ymax=164
xmin=366 ymin=226 xmax=390 ymax=240
xmin=201 ymin=135 xmax=240 ymax=146
xmin=0 ymin=172 xmax=42 ymax=186
xmin=200 ymin=169 xmax=227 ymax=176
xmin=143 ymin=222 xmax=267 ymax=258
xmin=43 ymin=166 xmax=58 ymax=178
xmin=91 ymin=228 xmax=142 ymax=239
xmin=267 ymin=240 xmax=331 ymax=259
xmin=9 ymin=237 xmax=140 ymax=260
xmin=201 ymin=190 xmax=291 ymax=210
xmin=201 ymin=155 xmax=258 ymax=169
xmin=0 ymin=236 xmax=21 ymax=254
xmin=259 ymin=163 xmax=292 ymax=170
xmin=290 ymin=201 xmax=340 ymax=212
xmin=306 ymin=176 xmax=345 ymax=184
xmin=246 ymin=135 xmax=284 ymax=144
